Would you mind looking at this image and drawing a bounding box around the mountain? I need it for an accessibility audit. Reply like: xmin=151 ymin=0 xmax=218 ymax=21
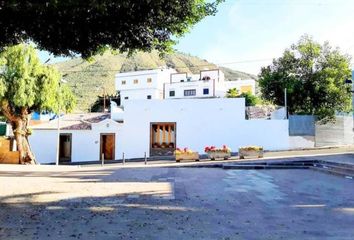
xmin=54 ymin=51 xmax=257 ymax=111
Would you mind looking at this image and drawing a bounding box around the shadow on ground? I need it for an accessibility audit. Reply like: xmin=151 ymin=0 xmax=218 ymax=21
xmin=1 ymin=166 xmax=354 ymax=240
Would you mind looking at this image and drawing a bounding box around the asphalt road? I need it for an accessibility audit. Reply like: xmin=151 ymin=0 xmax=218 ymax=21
xmin=1 ymin=155 xmax=354 ymax=239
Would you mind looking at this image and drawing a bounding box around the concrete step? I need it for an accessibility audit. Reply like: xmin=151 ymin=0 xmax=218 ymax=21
xmin=310 ymin=166 xmax=354 ymax=180
xmin=313 ymin=163 xmax=354 ymax=173
xmin=232 ymin=160 xmax=315 ymax=166
xmin=316 ymin=161 xmax=354 ymax=171
xmin=222 ymin=164 xmax=308 ymax=170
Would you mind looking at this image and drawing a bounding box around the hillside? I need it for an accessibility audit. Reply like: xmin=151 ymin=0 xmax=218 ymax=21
xmin=54 ymin=51 xmax=256 ymax=111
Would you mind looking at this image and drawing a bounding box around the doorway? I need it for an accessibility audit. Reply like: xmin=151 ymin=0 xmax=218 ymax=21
xmin=100 ymin=133 xmax=115 ymax=160
xmin=59 ymin=134 xmax=72 ymax=163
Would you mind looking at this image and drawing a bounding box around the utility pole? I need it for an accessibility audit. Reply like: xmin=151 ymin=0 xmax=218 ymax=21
xmin=103 ymin=87 xmax=106 ymax=113
xmin=56 ymin=79 xmax=67 ymax=166
xmin=284 ymin=88 xmax=288 ymax=119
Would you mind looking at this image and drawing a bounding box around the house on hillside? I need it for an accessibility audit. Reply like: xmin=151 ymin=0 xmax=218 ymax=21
xmin=115 ymin=67 xmax=256 ymax=106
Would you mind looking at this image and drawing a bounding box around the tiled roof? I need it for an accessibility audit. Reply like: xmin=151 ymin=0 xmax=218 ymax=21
xmin=30 ymin=113 xmax=111 ymax=130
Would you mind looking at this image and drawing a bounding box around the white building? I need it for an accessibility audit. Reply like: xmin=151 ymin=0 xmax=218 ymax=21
xmin=115 ymin=98 xmax=289 ymax=159
xmin=115 ymin=68 xmax=176 ymax=106
xmin=30 ymin=98 xmax=289 ymax=164
xmin=116 ymin=68 xmax=256 ymax=106
xmin=164 ymin=69 xmax=226 ymax=99
xmin=29 ymin=113 xmax=121 ymax=164
xmin=27 ymin=68 xmax=285 ymax=164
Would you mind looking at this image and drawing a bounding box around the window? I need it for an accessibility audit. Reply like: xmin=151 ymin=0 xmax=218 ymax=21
xmin=124 ymin=96 xmax=129 ymax=100
xmin=147 ymin=78 xmax=152 ymax=83
xmin=203 ymin=88 xmax=209 ymax=95
xmin=151 ymin=123 xmax=176 ymax=149
xmin=184 ymin=89 xmax=196 ymax=96
xmin=133 ymin=79 xmax=139 ymax=84
xmin=121 ymin=80 xmax=126 ymax=85
xmin=169 ymin=91 xmax=175 ymax=97
xmin=147 ymin=95 xmax=152 ymax=99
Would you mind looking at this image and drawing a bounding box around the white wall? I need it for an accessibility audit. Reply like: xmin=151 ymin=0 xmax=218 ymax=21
xmin=30 ymin=120 xmax=121 ymax=164
xmin=289 ymin=136 xmax=315 ymax=149
xmin=164 ymin=80 xmax=215 ymax=99
xmin=120 ymin=88 xmax=161 ymax=106
xmin=117 ymin=98 xmax=289 ymax=159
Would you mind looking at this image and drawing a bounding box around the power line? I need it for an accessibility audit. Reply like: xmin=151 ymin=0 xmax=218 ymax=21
xmin=59 ymin=58 xmax=273 ymax=73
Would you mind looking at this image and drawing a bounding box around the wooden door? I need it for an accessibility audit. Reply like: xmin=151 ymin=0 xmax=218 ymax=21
xmin=100 ymin=134 xmax=115 ymax=160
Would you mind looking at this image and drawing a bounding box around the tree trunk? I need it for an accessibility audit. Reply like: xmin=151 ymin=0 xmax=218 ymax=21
xmin=12 ymin=118 xmax=36 ymax=164
xmin=1 ymin=101 xmax=36 ymax=164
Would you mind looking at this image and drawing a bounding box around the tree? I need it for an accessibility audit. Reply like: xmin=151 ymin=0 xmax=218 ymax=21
xmin=0 ymin=1 xmax=222 ymax=58
xmin=0 ymin=44 xmax=76 ymax=164
xmin=90 ymin=93 xmax=120 ymax=112
xmin=226 ymin=88 xmax=239 ymax=98
xmin=226 ymin=88 xmax=259 ymax=106
xmin=259 ymin=35 xmax=352 ymax=120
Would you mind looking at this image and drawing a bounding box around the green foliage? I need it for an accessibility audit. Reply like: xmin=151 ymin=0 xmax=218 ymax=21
xmin=259 ymin=35 xmax=352 ymax=120
xmin=0 ymin=44 xmax=76 ymax=115
xmin=226 ymin=88 xmax=239 ymax=98
xmin=56 ymin=51 xmax=255 ymax=111
xmin=226 ymin=88 xmax=259 ymax=106
xmin=238 ymin=92 xmax=259 ymax=106
xmin=91 ymin=93 xmax=120 ymax=112
xmin=0 ymin=0 xmax=223 ymax=58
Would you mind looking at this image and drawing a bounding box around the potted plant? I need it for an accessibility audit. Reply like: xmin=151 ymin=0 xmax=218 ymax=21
xmin=239 ymin=146 xmax=264 ymax=159
xmin=174 ymin=147 xmax=199 ymax=162
xmin=204 ymin=145 xmax=231 ymax=160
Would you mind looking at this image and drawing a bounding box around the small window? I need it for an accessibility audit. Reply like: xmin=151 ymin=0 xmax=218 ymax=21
xmin=147 ymin=95 xmax=152 ymax=99
xmin=133 ymin=79 xmax=138 ymax=84
xmin=124 ymin=96 xmax=129 ymax=100
xmin=169 ymin=91 xmax=175 ymax=97
xmin=203 ymin=88 xmax=209 ymax=95
xmin=180 ymin=79 xmax=184 ymax=82
xmin=184 ymin=89 xmax=196 ymax=96
xmin=147 ymin=78 xmax=152 ymax=83
xmin=121 ymin=80 xmax=126 ymax=85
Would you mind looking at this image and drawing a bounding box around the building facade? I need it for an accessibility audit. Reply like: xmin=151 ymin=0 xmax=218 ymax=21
xmin=30 ymin=98 xmax=289 ymax=164
xmin=115 ymin=68 xmax=176 ymax=106
xmin=115 ymin=68 xmax=256 ymax=106
xmin=28 ymin=69 xmax=279 ymax=164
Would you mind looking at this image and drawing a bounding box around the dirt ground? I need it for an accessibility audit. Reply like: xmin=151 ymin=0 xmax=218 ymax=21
xmin=1 ymin=164 xmax=354 ymax=240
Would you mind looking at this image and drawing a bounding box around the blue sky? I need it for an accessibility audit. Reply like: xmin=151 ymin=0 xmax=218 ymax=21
xmin=40 ymin=0 xmax=354 ymax=75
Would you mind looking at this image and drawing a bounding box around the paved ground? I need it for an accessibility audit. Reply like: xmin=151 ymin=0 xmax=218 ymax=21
xmin=59 ymin=145 xmax=354 ymax=168
xmin=1 ymin=154 xmax=354 ymax=239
